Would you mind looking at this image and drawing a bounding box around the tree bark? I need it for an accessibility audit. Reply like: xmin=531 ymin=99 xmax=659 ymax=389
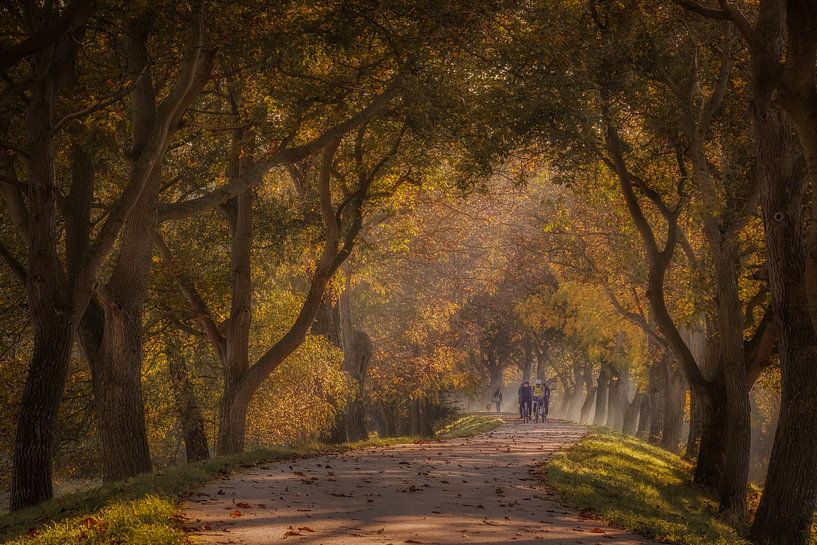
xmin=635 ymin=395 xmax=651 ymax=440
xmin=165 ymin=336 xmax=209 ymax=462
xmin=694 ymin=383 xmax=726 ymax=489
xmin=11 ymin=69 xmax=75 ymax=510
xmin=578 ymin=362 xmax=596 ymax=424
xmin=78 ymin=14 xmax=213 ymax=478
xmin=661 ymin=360 xmax=685 ymax=454
xmin=593 ymin=365 xmax=609 ymax=427
xmin=521 ymin=339 xmax=533 ymax=383
xmin=647 ymin=359 xmax=666 ymax=445
xmin=11 ymin=318 xmax=74 ymax=510
xmin=710 ymin=233 xmax=750 ymax=516
xmin=606 ymin=373 xmax=624 ymax=432
xmin=622 ymin=392 xmax=643 ymax=436
xmin=684 ymin=386 xmax=702 ymax=460
xmin=750 ymin=2 xmax=817 ymax=541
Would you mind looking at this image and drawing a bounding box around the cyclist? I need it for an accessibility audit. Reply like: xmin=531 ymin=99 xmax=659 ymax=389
xmin=532 ymin=379 xmax=545 ymax=421
xmin=518 ymin=381 xmax=533 ymax=421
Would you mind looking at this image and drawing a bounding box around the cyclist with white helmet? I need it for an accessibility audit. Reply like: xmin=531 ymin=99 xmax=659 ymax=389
xmin=532 ymin=379 xmax=551 ymax=422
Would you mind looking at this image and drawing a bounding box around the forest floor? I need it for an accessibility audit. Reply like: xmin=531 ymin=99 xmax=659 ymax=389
xmin=183 ymin=419 xmax=659 ymax=545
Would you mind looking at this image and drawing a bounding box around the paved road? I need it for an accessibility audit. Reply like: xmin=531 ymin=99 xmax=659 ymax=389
xmin=183 ymin=419 xmax=658 ymax=545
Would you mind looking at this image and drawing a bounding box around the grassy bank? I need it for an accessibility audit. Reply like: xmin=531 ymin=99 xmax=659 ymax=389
xmin=1 ymin=415 xmax=503 ymax=545
xmin=436 ymin=414 xmax=504 ymax=438
xmin=541 ymin=430 xmax=749 ymax=545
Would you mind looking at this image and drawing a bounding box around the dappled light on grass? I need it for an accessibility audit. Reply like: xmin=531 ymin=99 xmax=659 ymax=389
xmin=545 ymin=431 xmax=750 ymax=545
xmin=5 ymin=496 xmax=183 ymax=545
xmin=435 ymin=415 xmax=504 ymax=438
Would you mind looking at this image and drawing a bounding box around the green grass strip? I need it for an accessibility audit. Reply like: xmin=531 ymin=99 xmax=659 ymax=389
xmin=436 ymin=414 xmax=504 ymax=438
xmin=542 ymin=430 xmax=750 ymax=545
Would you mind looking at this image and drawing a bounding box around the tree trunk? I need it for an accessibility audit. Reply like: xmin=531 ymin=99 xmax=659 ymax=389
xmin=562 ymin=362 xmax=584 ymax=421
xmin=166 ymin=337 xmax=209 ymax=462
xmin=661 ymin=360 xmax=685 ymax=454
xmin=10 ymin=72 xmax=76 ymax=510
xmin=217 ymin=386 xmax=250 ymax=454
xmin=579 ymin=363 xmax=596 ymax=424
xmin=409 ymin=398 xmax=433 ymax=436
xmin=10 ymin=319 xmax=74 ymax=510
xmin=579 ymin=388 xmax=596 ymax=425
xmin=694 ymin=387 xmax=726 ymax=489
xmin=593 ymin=366 xmax=609 ymax=427
xmin=535 ymin=340 xmax=548 ymax=380
xmin=486 ymin=350 xmax=504 ymax=405
xmin=648 ymin=360 xmax=666 ymax=445
xmin=622 ymin=392 xmax=643 ymax=436
xmin=84 ymin=164 xmax=158 ymax=481
xmin=684 ymin=386 xmax=703 ymax=460
xmin=709 ymin=233 xmax=751 ymax=517
xmin=522 ymin=339 xmax=533 ymax=383
xmin=90 ymin=310 xmax=153 ymax=480
xmin=606 ymin=375 xmax=623 ymax=431
xmin=635 ymin=395 xmax=651 ymax=440
xmin=750 ymin=5 xmax=817 ymax=542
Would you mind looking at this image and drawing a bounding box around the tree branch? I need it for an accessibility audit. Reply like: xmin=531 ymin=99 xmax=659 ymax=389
xmin=157 ymin=81 xmax=401 ymax=222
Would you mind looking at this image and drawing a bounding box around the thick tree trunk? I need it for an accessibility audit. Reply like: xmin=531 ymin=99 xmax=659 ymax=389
xmin=710 ymin=234 xmax=750 ymax=517
xmin=578 ymin=363 xmax=596 ymax=424
xmin=635 ymin=395 xmax=651 ymax=440
xmin=562 ymin=362 xmax=584 ymax=421
xmin=375 ymin=402 xmax=399 ymax=438
xmin=750 ymin=5 xmax=817 ymax=542
xmin=593 ymin=366 xmax=609 ymax=427
xmin=217 ymin=386 xmax=250 ymax=454
xmin=10 ymin=73 xmax=75 ymax=510
xmin=535 ymin=340 xmax=548 ymax=381
xmin=90 ymin=311 xmax=153 ymax=480
xmin=166 ymin=338 xmax=209 ymax=462
xmin=10 ymin=319 xmax=74 ymax=510
xmin=409 ymin=397 xmax=434 ymax=438
xmin=622 ymin=392 xmax=643 ymax=436
xmin=486 ymin=351 xmax=504 ymax=405
xmin=524 ymin=339 xmax=534 ymax=380
xmin=661 ymin=360 xmax=685 ymax=454
xmin=684 ymin=387 xmax=703 ymax=460
xmin=606 ymin=375 xmax=624 ymax=432
xmin=694 ymin=387 xmax=726 ymax=489
xmin=647 ymin=360 xmax=666 ymax=445
xmin=316 ymin=276 xmax=372 ymax=444
xmin=78 ymin=16 xmax=212 ymax=478
xmin=332 ymin=329 xmax=372 ymax=443
xmin=579 ymin=388 xmax=596 ymax=425
xmin=85 ymin=167 xmax=157 ymax=481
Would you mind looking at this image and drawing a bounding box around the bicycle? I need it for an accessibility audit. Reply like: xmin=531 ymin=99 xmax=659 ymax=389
xmin=520 ymin=401 xmax=532 ymax=423
xmin=534 ymin=398 xmax=547 ymax=423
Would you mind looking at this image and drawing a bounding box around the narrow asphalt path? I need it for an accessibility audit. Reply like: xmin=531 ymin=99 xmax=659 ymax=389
xmin=183 ymin=419 xmax=658 ymax=545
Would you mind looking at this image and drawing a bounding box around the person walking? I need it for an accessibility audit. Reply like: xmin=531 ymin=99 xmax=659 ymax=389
xmin=492 ymin=388 xmax=503 ymax=413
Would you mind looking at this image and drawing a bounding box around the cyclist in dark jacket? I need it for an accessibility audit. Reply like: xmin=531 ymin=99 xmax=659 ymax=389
xmin=518 ymin=381 xmax=533 ymax=420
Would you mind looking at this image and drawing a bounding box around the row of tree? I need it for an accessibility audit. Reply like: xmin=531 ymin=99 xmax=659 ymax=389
xmin=3 ymin=1 xmax=817 ymax=544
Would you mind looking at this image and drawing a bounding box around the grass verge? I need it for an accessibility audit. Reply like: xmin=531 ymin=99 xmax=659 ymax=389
xmin=436 ymin=414 xmax=504 ymax=438
xmin=1 ymin=414 xmax=503 ymax=544
xmin=541 ymin=429 xmax=749 ymax=545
